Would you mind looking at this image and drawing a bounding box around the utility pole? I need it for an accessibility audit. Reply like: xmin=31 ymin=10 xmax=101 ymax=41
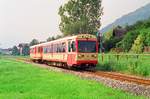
xmin=97 ymin=31 xmax=104 ymax=53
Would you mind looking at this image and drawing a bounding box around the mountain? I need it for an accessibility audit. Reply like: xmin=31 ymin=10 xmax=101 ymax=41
xmin=101 ymin=3 xmax=150 ymax=33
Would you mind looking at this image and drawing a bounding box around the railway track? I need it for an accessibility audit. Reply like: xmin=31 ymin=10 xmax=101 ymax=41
xmin=86 ymin=71 xmax=150 ymax=86
xmin=16 ymin=57 xmax=150 ymax=86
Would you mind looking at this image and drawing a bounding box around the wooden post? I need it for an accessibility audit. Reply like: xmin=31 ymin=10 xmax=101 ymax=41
xmin=102 ymin=52 xmax=104 ymax=62
xmin=126 ymin=55 xmax=128 ymax=60
xmin=108 ymin=54 xmax=110 ymax=60
xmin=117 ymin=54 xmax=119 ymax=61
xmin=136 ymin=55 xmax=139 ymax=59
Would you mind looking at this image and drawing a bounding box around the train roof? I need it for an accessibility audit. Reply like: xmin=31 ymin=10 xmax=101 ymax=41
xmin=30 ymin=34 xmax=97 ymax=48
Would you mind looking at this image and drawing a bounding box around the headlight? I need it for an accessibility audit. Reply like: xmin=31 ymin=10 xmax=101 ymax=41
xmin=78 ymin=54 xmax=82 ymax=58
xmin=81 ymin=55 xmax=84 ymax=57
xmin=92 ymin=54 xmax=97 ymax=58
xmin=78 ymin=54 xmax=84 ymax=58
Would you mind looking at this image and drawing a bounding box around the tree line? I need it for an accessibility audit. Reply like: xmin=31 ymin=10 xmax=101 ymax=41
xmin=11 ymin=35 xmax=64 ymax=56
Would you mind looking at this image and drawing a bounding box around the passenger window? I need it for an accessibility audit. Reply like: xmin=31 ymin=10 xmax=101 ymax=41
xmin=68 ymin=41 xmax=71 ymax=52
xmin=72 ymin=41 xmax=76 ymax=52
xmin=62 ymin=42 xmax=66 ymax=52
xmin=44 ymin=47 xmax=47 ymax=53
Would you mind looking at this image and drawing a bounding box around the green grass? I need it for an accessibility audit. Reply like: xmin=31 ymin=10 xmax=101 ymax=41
xmin=97 ymin=54 xmax=150 ymax=77
xmin=0 ymin=58 xmax=147 ymax=99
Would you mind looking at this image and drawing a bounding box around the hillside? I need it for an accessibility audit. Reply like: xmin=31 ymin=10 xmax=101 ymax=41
xmin=101 ymin=3 xmax=150 ymax=33
xmin=103 ymin=17 xmax=150 ymax=53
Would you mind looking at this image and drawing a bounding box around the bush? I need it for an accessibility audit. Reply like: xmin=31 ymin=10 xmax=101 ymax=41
xmin=141 ymin=30 xmax=150 ymax=46
xmin=96 ymin=61 xmax=114 ymax=71
xmin=136 ymin=65 xmax=149 ymax=76
xmin=127 ymin=60 xmax=138 ymax=74
xmin=104 ymin=37 xmax=122 ymax=52
xmin=130 ymin=35 xmax=144 ymax=53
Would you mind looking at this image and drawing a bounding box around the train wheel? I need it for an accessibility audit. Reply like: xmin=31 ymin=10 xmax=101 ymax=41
xmin=38 ymin=60 xmax=43 ymax=64
xmin=32 ymin=59 xmax=36 ymax=62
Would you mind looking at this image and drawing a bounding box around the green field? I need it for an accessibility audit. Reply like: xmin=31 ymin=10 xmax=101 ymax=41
xmin=0 ymin=58 xmax=147 ymax=99
xmin=97 ymin=54 xmax=150 ymax=77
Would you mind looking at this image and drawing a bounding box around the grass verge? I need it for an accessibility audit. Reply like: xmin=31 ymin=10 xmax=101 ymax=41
xmin=0 ymin=57 xmax=147 ymax=99
xmin=97 ymin=54 xmax=150 ymax=77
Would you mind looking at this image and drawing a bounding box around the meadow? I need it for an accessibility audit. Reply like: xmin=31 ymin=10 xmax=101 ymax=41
xmin=97 ymin=54 xmax=150 ymax=77
xmin=0 ymin=57 xmax=147 ymax=99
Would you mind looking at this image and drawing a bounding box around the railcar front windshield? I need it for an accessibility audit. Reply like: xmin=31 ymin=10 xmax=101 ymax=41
xmin=78 ymin=41 xmax=97 ymax=53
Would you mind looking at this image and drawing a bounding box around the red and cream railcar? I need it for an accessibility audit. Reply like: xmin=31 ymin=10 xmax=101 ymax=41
xmin=30 ymin=44 xmax=43 ymax=62
xmin=30 ymin=34 xmax=98 ymax=69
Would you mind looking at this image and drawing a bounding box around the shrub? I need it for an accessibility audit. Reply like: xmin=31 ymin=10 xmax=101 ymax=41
xmin=130 ymin=35 xmax=144 ymax=53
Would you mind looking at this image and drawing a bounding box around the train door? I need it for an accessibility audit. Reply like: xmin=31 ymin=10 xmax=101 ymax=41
xmin=38 ymin=46 xmax=43 ymax=58
xmin=67 ymin=40 xmax=76 ymax=66
xmin=39 ymin=46 xmax=43 ymax=58
xmin=35 ymin=47 xmax=38 ymax=58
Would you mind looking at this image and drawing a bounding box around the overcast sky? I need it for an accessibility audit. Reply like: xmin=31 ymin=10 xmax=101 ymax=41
xmin=0 ymin=0 xmax=150 ymax=48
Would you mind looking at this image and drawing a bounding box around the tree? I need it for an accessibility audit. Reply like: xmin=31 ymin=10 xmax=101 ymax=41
xmin=59 ymin=0 xmax=103 ymax=35
xmin=103 ymin=37 xmax=121 ymax=52
xmin=104 ymin=29 xmax=113 ymax=41
xmin=22 ymin=44 xmax=30 ymax=56
xmin=116 ymin=31 xmax=139 ymax=52
xmin=130 ymin=35 xmax=144 ymax=53
xmin=12 ymin=46 xmax=19 ymax=55
xmin=39 ymin=41 xmax=46 ymax=44
xmin=141 ymin=31 xmax=150 ymax=46
xmin=29 ymin=39 xmax=39 ymax=46
xmin=55 ymin=35 xmax=63 ymax=40
xmin=47 ymin=36 xmax=55 ymax=42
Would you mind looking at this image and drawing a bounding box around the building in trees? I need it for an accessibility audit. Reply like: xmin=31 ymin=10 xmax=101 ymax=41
xmin=18 ymin=43 xmax=30 ymax=55
xmin=112 ymin=26 xmax=127 ymax=38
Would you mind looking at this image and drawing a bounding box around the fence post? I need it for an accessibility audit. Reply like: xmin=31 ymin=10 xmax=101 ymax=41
xmin=102 ymin=52 xmax=104 ymax=62
xmin=126 ymin=55 xmax=128 ymax=60
xmin=117 ymin=54 xmax=119 ymax=61
xmin=136 ymin=55 xmax=139 ymax=59
xmin=108 ymin=54 xmax=110 ymax=60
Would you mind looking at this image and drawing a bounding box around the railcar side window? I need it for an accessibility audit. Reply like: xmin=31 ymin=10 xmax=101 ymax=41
xmin=47 ymin=46 xmax=50 ymax=53
xmin=44 ymin=47 xmax=47 ymax=53
xmin=62 ymin=42 xmax=66 ymax=52
xmin=49 ymin=46 xmax=51 ymax=53
xmin=53 ymin=44 xmax=57 ymax=53
xmin=56 ymin=44 xmax=58 ymax=52
xmin=51 ymin=45 xmax=53 ymax=53
xmin=57 ymin=43 xmax=62 ymax=53
xmin=68 ymin=41 xmax=71 ymax=52
xmin=72 ymin=41 xmax=76 ymax=52
xmin=49 ymin=45 xmax=51 ymax=53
